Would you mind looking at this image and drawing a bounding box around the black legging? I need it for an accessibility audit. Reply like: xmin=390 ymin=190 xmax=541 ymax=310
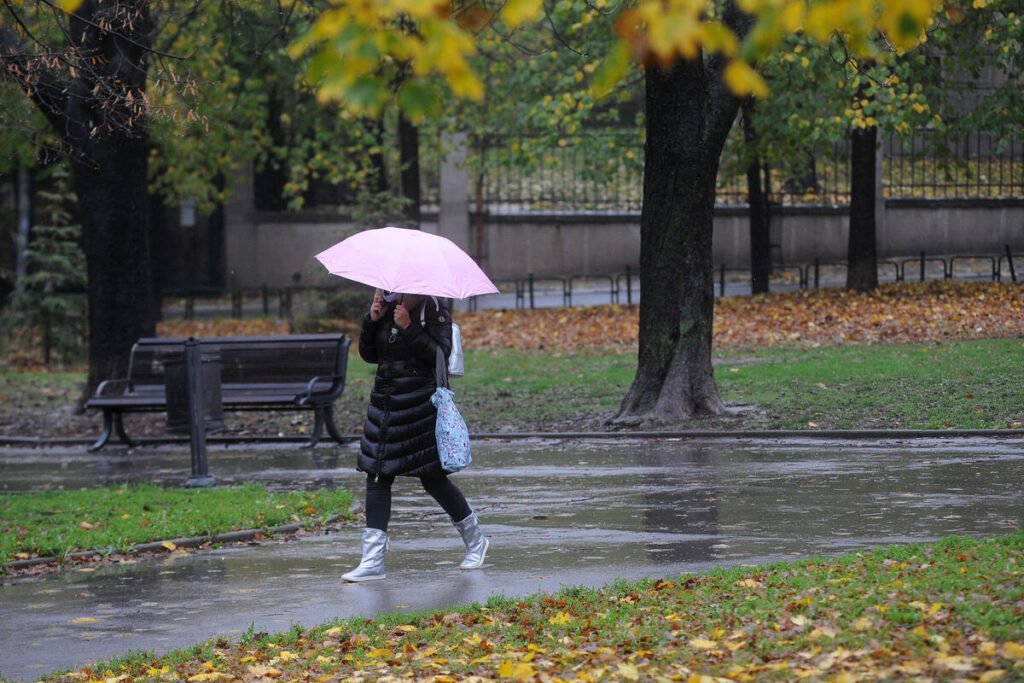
xmin=364 ymin=472 xmax=472 ymax=531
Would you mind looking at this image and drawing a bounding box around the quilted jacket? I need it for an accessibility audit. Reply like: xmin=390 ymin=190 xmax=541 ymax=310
xmin=357 ymin=295 xmax=453 ymax=478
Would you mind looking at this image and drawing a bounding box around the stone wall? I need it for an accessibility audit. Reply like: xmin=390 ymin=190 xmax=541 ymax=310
xmin=224 ymin=202 xmax=1023 ymax=287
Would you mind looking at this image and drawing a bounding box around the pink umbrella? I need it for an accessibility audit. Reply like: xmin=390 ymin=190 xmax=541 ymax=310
xmin=315 ymin=227 xmax=499 ymax=299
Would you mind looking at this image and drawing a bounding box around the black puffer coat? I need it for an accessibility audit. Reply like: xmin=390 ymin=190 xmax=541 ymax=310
xmin=357 ymin=295 xmax=453 ymax=479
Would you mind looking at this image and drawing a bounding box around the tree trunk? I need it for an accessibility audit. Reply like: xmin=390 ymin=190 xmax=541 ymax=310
xmin=74 ymin=138 xmax=156 ymax=393
xmin=398 ymin=112 xmax=421 ymax=227
xmin=847 ymin=125 xmax=879 ymax=291
xmin=741 ymin=100 xmax=772 ymax=295
xmin=615 ymin=58 xmax=739 ymax=423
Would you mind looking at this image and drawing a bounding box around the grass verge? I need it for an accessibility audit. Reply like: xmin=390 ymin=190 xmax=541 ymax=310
xmin=0 ymin=483 xmax=353 ymax=566
xmin=1 ymin=338 xmax=1022 ymax=435
xmin=38 ymin=532 xmax=1024 ymax=681
xmin=711 ymin=338 xmax=1024 ymax=430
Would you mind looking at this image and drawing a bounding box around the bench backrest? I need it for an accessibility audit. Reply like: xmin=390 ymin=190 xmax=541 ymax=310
xmin=126 ymin=334 xmax=349 ymax=398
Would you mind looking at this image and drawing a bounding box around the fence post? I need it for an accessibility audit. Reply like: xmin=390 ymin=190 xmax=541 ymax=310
xmin=626 ymin=265 xmax=633 ymax=307
xmin=719 ymin=263 xmax=726 ymax=296
xmin=920 ymin=251 xmax=926 ymax=282
xmin=814 ymin=258 xmax=820 ymax=289
xmin=261 ymin=285 xmax=269 ymax=315
xmin=528 ymin=273 xmax=535 ymax=310
xmin=1007 ymin=245 xmax=1018 ymax=283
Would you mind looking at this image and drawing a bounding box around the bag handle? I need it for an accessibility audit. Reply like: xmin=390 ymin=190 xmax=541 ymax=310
xmin=435 ymin=345 xmax=449 ymax=389
xmin=423 ymin=297 xmax=450 ymax=388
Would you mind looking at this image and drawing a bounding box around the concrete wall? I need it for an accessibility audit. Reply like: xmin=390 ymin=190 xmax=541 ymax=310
xmin=222 ymin=200 xmax=1023 ymax=287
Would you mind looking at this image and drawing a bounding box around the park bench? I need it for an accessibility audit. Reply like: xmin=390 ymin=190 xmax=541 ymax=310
xmin=86 ymin=334 xmax=351 ymax=451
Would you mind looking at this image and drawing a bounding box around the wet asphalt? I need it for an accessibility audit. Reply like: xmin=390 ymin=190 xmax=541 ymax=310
xmin=1 ymin=436 xmax=1022 ymax=681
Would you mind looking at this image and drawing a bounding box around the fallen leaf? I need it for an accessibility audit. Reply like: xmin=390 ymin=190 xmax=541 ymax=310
xmin=852 ymin=617 xmax=872 ymax=631
xmin=690 ymin=638 xmax=718 ymax=650
xmin=496 ymin=660 xmax=536 ymax=681
xmin=1001 ymin=642 xmax=1024 ymax=659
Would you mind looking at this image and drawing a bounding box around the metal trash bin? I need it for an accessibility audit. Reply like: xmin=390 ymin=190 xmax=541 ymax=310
xmin=164 ymin=340 xmax=224 ymax=434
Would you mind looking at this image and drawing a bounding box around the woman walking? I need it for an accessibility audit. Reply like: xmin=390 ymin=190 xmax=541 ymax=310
xmin=343 ymin=290 xmax=489 ymax=582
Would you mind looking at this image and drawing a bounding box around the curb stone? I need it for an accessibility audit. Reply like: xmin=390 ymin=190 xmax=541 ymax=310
xmin=1 ymin=429 xmax=1022 ymax=449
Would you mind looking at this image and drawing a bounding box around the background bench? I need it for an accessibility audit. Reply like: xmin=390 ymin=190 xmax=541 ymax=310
xmin=86 ymin=334 xmax=351 ymax=451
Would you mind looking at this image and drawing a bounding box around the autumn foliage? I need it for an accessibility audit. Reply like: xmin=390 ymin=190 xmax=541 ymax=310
xmin=55 ymin=534 xmax=1024 ymax=682
xmin=456 ymin=281 xmax=1024 ymax=353
xmin=149 ymin=282 xmax=1024 ymax=355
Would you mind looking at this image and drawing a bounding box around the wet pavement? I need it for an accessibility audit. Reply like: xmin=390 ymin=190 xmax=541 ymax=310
xmin=1 ymin=436 xmax=1022 ymax=681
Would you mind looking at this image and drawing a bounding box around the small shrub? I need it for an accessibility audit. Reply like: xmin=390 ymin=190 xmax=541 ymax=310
xmin=323 ymin=284 xmax=375 ymax=321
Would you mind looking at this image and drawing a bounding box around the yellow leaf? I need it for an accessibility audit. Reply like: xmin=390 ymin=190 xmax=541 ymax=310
xmin=1001 ymin=642 xmax=1024 ymax=659
xmin=323 ymin=627 xmax=344 ymax=637
xmin=926 ymin=602 xmax=943 ymax=617
xmin=57 ymin=0 xmax=83 ymax=11
xmin=736 ymin=578 xmax=761 ymax=588
xmin=277 ymin=650 xmax=299 ymax=662
xmin=790 ymin=614 xmax=808 ymax=626
xmin=934 ymin=654 xmax=975 ymax=671
xmin=497 ymin=660 xmax=536 ymax=681
xmin=188 ymin=674 xmax=232 ymax=682
xmin=549 ymin=611 xmax=572 ymax=625
xmin=71 ymin=617 xmax=99 ymax=624
xmin=617 ymin=662 xmax=641 ymax=681
xmin=246 ymin=665 xmax=282 ymax=677
xmin=161 ymin=541 xmax=177 ymax=551
xmin=979 ymin=671 xmax=1007 ymax=683
xmin=852 ymin=617 xmax=873 ymax=631
xmin=367 ymin=648 xmax=394 ymax=659
xmin=723 ymin=60 xmax=769 ymax=99
xmin=690 ymin=638 xmax=718 ymax=649
xmin=500 ymin=0 xmax=543 ymax=28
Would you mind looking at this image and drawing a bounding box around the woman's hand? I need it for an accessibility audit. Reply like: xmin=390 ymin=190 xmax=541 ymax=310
xmin=370 ymin=292 xmax=385 ymax=321
xmin=394 ymin=303 xmax=411 ymax=329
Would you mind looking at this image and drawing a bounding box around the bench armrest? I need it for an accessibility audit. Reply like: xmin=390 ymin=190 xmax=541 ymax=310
xmin=296 ymin=374 xmax=345 ymax=405
xmin=93 ymin=379 xmax=133 ymax=397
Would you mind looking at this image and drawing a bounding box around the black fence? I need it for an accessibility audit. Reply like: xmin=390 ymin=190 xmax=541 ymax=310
xmin=157 ymin=248 xmax=1020 ymax=320
xmin=468 ymin=130 xmax=1024 ymax=214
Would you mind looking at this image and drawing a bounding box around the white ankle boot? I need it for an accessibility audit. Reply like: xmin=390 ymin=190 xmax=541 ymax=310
xmin=342 ymin=528 xmax=388 ymax=582
xmin=454 ymin=513 xmax=489 ymax=569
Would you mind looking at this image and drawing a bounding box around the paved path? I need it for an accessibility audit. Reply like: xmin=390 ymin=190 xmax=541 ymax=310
xmin=1 ymin=437 xmax=1022 ymax=680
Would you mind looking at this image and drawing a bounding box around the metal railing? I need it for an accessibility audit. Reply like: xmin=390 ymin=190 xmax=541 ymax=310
xmin=464 ymin=130 xmax=1024 ymax=215
xmin=156 ymin=248 xmax=1019 ymax=320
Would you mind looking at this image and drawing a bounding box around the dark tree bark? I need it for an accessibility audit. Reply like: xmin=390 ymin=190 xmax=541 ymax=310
xmin=615 ymin=54 xmax=742 ymax=423
xmin=847 ymin=124 xmax=879 ymax=291
xmin=2 ymin=1 xmax=156 ymax=394
xmin=398 ymin=112 xmax=421 ymax=227
xmin=741 ymin=100 xmax=772 ymax=295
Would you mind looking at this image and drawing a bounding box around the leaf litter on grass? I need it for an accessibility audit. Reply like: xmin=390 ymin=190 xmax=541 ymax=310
xmin=44 ymin=533 xmax=1024 ymax=682
xmin=458 ymin=281 xmax=1024 ymax=353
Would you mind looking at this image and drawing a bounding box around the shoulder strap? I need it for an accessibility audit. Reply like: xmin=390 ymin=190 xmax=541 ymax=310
xmin=420 ymin=296 xmax=440 ymax=327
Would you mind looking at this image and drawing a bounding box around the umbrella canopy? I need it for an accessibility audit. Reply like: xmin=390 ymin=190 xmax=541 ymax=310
xmin=315 ymin=227 xmax=499 ymax=300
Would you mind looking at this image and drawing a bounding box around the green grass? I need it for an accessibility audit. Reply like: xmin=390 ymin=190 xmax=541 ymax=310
xmin=453 ymin=338 xmax=1024 ymax=431
xmin=714 ymin=338 xmax=1024 ymax=430
xmin=2 ymin=338 xmax=1022 ymax=435
xmin=37 ymin=532 xmax=1024 ymax=681
xmin=0 ymin=483 xmax=353 ymax=566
